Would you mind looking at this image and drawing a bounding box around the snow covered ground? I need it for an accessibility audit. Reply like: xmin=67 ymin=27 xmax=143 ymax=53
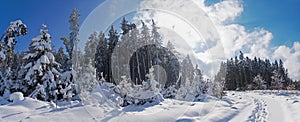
xmin=0 ymin=91 xmax=299 ymax=122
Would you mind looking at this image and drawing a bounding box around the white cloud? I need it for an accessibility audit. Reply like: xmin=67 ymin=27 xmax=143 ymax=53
xmin=205 ymin=0 xmax=300 ymax=80
xmin=134 ymin=0 xmax=300 ymax=80
xmin=80 ymin=0 xmax=300 ymax=80
xmin=204 ymin=0 xmax=243 ymax=23
xmin=294 ymin=41 xmax=300 ymax=51
xmin=273 ymin=45 xmax=291 ymax=59
xmin=273 ymin=42 xmax=300 ymax=80
xmin=201 ymin=0 xmax=273 ymax=60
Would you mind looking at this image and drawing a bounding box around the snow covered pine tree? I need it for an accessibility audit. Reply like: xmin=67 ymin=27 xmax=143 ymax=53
xmin=0 ymin=20 xmax=27 ymax=98
xmin=22 ymin=24 xmax=61 ymax=101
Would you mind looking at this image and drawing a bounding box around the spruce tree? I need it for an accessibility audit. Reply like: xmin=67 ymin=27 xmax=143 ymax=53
xmin=253 ymin=75 xmax=267 ymax=90
xmin=271 ymin=70 xmax=284 ymax=91
xmin=151 ymin=19 xmax=162 ymax=46
xmin=107 ymin=26 xmax=119 ymax=83
xmin=84 ymin=31 xmax=98 ymax=65
xmin=60 ymin=8 xmax=80 ymax=70
xmin=21 ymin=24 xmax=60 ymax=101
xmin=95 ymin=31 xmax=108 ymax=81
xmin=0 ymin=20 xmax=27 ymax=97
xmin=181 ymin=55 xmax=194 ymax=84
xmin=128 ymin=27 xmax=140 ymax=84
xmin=55 ymin=47 xmax=68 ymax=71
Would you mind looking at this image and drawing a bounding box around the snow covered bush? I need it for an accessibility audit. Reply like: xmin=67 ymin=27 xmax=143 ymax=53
xmin=271 ymin=70 xmax=284 ymax=90
xmin=253 ymin=75 xmax=267 ymax=90
xmin=75 ymin=61 xmax=121 ymax=106
xmin=79 ymin=82 xmax=122 ymax=107
xmin=9 ymin=92 xmax=24 ymax=103
xmin=175 ymin=65 xmax=213 ymax=101
xmin=161 ymin=85 xmax=177 ymax=99
xmin=175 ymin=61 xmax=211 ymax=101
xmin=128 ymin=79 xmax=163 ymax=105
xmin=117 ymin=76 xmax=134 ymax=99
xmin=176 ymin=79 xmax=203 ymax=101
xmin=211 ymin=80 xmax=225 ymax=99
xmin=176 ymin=78 xmax=198 ymax=101
xmin=175 ymin=85 xmax=188 ymax=101
xmin=116 ymin=67 xmax=163 ymax=106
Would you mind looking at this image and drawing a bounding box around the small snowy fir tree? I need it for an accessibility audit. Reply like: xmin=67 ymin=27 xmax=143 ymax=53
xmin=76 ymin=33 xmax=100 ymax=101
xmin=176 ymin=65 xmax=207 ymax=101
xmin=116 ymin=76 xmax=134 ymax=106
xmin=76 ymin=32 xmax=98 ymax=94
xmin=77 ymin=60 xmax=98 ymax=102
xmin=175 ymin=80 xmax=189 ymax=101
xmin=131 ymin=67 xmax=163 ymax=105
xmin=21 ymin=24 xmax=60 ymax=101
xmin=176 ymin=77 xmax=195 ymax=101
xmin=253 ymin=75 xmax=267 ymax=90
xmin=191 ymin=66 xmax=208 ymax=101
xmin=117 ymin=76 xmax=133 ymax=98
xmin=57 ymin=71 xmax=75 ymax=101
xmin=116 ymin=67 xmax=163 ymax=106
xmin=211 ymin=79 xmax=225 ymax=99
xmin=271 ymin=70 xmax=284 ymax=91
xmin=176 ymin=56 xmax=195 ymax=101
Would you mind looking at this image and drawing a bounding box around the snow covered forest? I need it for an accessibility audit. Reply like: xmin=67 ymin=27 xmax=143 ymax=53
xmin=0 ymin=9 xmax=218 ymax=105
xmin=0 ymin=7 xmax=300 ymax=122
xmin=215 ymin=51 xmax=300 ymax=91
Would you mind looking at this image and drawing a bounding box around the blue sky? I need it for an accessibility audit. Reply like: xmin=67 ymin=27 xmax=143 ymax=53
xmin=0 ymin=0 xmax=104 ymax=52
xmin=236 ymin=0 xmax=300 ymax=47
xmin=0 ymin=0 xmax=299 ymax=52
xmin=205 ymin=0 xmax=300 ymax=47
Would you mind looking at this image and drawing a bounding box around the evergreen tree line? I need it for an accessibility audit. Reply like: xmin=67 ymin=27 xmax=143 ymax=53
xmin=93 ymin=18 xmax=181 ymax=89
xmin=83 ymin=17 xmax=208 ymax=94
xmin=0 ymin=23 xmax=71 ymax=101
xmin=215 ymin=51 xmax=300 ymax=91
xmin=0 ymin=8 xmax=214 ymax=103
xmin=0 ymin=9 xmax=81 ymax=102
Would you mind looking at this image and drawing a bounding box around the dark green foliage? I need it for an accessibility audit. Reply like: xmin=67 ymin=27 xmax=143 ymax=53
xmin=216 ymin=51 xmax=293 ymax=90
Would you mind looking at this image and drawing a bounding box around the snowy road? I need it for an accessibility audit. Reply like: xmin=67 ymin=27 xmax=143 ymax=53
xmin=227 ymin=91 xmax=299 ymax=122
xmin=0 ymin=91 xmax=299 ymax=122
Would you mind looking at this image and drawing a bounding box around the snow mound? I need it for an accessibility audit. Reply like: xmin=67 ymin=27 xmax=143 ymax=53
xmin=80 ymin=83 xmax=122 ymax=108
xmin=9 ymin=92 xmax=24 ymax=103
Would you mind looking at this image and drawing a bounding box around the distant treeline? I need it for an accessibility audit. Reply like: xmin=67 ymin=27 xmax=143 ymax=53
xmin=215 ymin=51 xmax=300 ymax=91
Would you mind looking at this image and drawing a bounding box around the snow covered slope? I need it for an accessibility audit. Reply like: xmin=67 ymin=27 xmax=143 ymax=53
xmin=0 ymin=91 xmax=299 ymax=122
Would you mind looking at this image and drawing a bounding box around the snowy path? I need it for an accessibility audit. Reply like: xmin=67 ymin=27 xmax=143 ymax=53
xmin=0 ymin=91 xmax=299 ymax=122
xmin=227 ymin=91 xmax=299 ymax=122
xmin=247 ymin=98 xmax=268 ymax=122
xmin=248 ymin=92 xmax=293 ymax=122
xmin=230 ymin=92 xmax=268 ymax=122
